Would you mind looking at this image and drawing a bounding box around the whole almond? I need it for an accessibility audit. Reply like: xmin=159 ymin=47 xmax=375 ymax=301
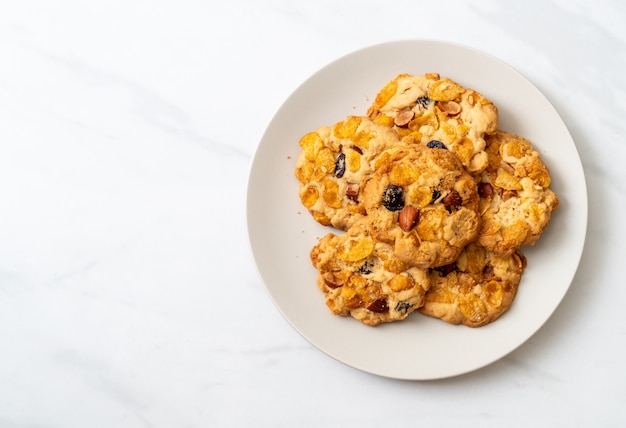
xmin=398 ymin=206 xmax=419 ymax=232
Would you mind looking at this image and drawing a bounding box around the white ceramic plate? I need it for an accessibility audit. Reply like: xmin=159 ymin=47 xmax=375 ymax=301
xmin=246 ymin=40 xmax=587 ymax=380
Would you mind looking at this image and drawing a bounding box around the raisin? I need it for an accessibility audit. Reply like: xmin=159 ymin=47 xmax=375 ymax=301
xmin=442 ymin=190 xmax=462 ymax=212
xmin=416 ymin=96 xmax=432 ymax=109
xmin=358 ymin=260 xmax=374 ymax=275
xmin=395 ymin=302 xmax=413 ymax=314
xmin=382 ymin=184 xmax=404 ymax=211
xmin=426 ymin=140 xmax=447 ymax=150
xmin=434 ymin=262 xmax=456 ymax=277
xmin=431 ymin=189 xmax=441 ymax=204
xmin=351 ymin=145 xmax=363 ymax=155
xmin=334 ymin=153 xmax=346 ymax=178
xmin=367 ymin=298 xmax=389 ymax=313
xmin=478 ymin=182 xmax=494 ymax=198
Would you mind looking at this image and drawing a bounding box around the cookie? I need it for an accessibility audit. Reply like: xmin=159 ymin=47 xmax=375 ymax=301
xmin=367 ymin=73 xmax=498 ymax=173
xmin=360 ymin=144 xmax=481 ymax=268
xmin=419 ymin=242 xmax=527 ymax=327
xmin=476 ymin=130 xmax=560 ymax=255
xmin=295 ymin=115 xmax=402 ymax=230
xmin=310 ymin=219 xmax=431 ymax=326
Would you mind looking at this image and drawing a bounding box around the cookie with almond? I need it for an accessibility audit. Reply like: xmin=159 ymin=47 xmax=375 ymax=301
xmin=360 ymin=144 xmax=481 ymax=269
xmin=367 ymin=73 xmax=498 ymax=173
xmin=310 ymin=218 xmax=431 ymax=326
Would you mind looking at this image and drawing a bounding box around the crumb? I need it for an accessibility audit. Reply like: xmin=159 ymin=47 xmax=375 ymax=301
xmin=287 ymin=155 xmax=291 ymax=159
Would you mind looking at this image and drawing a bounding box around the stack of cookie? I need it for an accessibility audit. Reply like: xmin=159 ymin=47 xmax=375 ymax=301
xmin=294 ymin=73 xmax=559 ymax=327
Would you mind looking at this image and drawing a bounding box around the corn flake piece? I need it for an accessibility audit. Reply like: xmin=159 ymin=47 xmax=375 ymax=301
xmin=451 ymin=137 xmax=474 ymax=168
xmin=427 ymin=280 xmax=456 ymax=304
xmin=383 ymin=258 xmax=409 ymax=274
xmin=484 ymin=280 xmax=504 ymax=308
xmin=299 ymin=132 xmax=323 ymax=161
xmin=503 ymin=141 xmax=530 ymax=159
xmin=410 ymin=187 xmax=434 ymax=208
xmin=416 ymin=208 xmax=444 ymax=241
xmin=300 ymin=186 xmax=319 ymax=208
xmin=345 ymin=150 xmax=361 ymax=173
xmin=337 ymin=237 xmax=375 ymax=262
xmin=333 ymin=116 xmax=362 ymax=140
xmin=459 ymin=294 xmax=488 ymax=324
xmin=495 ymin=169 xmax=523 ymax=191
xmin=352 ymin=131 xmax=373 ymax=149
xmin=322 ymin=179 xmax=342 ymax=208
xmin=388 ymin=274 xmax=415 ymax=292
xmin=312 ymin=211 xmax=331 ymax=226
xmin=428 ymin=78 xmax=465 ymax=102
xmin=528 ymin=165 xmax=551 ymax=188
xmin=373 ymin=114 xmax=395 ymax=127
xmin=409 ymin=112 xmax=439 ymax=130
xmin=315 ymin=148 xmax=335 ymax=174
xmin=373 ymin=80 xmax=398 ymax=108
xmin=389 ymin=163 xmax=419 ymax=186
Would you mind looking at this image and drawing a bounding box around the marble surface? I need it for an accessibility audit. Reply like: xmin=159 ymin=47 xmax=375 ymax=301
xmin=2 ymin=0 xmax=625 ymax=426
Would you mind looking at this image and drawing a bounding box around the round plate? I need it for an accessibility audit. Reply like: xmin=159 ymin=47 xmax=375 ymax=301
xmin=246 ymin=40 xmax=587 ymax=380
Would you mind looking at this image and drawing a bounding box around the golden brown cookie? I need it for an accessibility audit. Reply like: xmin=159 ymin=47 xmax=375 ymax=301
xmin=476 ymin=130 xmax=560 ymax=255
xmin=419 ymin=242 xmax=527 ymax=327
xmin=367 ymin=73 xmax=498 ymax=173
xmin=360 ymin=144 xmax=481 ymax=268
xmin=310 ymin=219 xmax=431 ymax=326
xmin=295 ymin=115 xmax=401 ymax=230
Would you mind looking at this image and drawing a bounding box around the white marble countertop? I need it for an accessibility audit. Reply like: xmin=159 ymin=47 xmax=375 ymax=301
xmin=2 ymin=0 xmax=625 ymax=426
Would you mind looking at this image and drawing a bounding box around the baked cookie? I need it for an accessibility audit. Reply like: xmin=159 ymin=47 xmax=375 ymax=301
xmin=310 ymin=218 xmax=431 ymax=326
xmin=295 ymin=115 xmax=401 ymax=230
xmin=419 ymin=242 xmax=527 ymax=327
xmin=361 ymin=144 xmax=481 ymax=268
xmin=476 ymin=130 xmax=560 ymax=255
xmin=367 ymin=73 xmax=498 ymax=173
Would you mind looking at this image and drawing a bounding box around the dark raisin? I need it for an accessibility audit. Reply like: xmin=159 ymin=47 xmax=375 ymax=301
xmin=358 ymin=260 xmax=374 ymax=275
xmin=478 ymin=182 xmax=494 ymax=198
xmin=367 ymin=298 xmax=389 ymax=313
xmin=334 ymin=153 xmax=346 ymax=178
xmin=416 ymin=96 xmax=432 ymax=109
xmin=395 ymin=302 xmax=413 ymax=314
xmin=434 ymin=262 xmax=456 ymax=277
xmin=351 ymin=145 xmax=363 ymax=155
xmin=426 ymin=140 xmax=447 ymax=150
xmin=442 ymin=190 xmax=463 ymax=212
xmin=431 ymin=189 xmax=441 ymax=204
xmin=382 ymin=184 xmax=404 ymax=211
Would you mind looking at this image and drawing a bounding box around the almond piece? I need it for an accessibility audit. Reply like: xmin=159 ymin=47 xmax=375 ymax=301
xmin=367 ymin=298 xmax=389 ymax=313
xmin=398 ymin=206 xmax=419 ymax=232
xmin=345 ymin=182 xmax=360 ymax=202
xmin=438 ymin=100 xmax=461 ymax=116
xmin=394 ymin=110 xmax=415 ymax=127
xmin=322 ymin=272 xmax=343 ymax=289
